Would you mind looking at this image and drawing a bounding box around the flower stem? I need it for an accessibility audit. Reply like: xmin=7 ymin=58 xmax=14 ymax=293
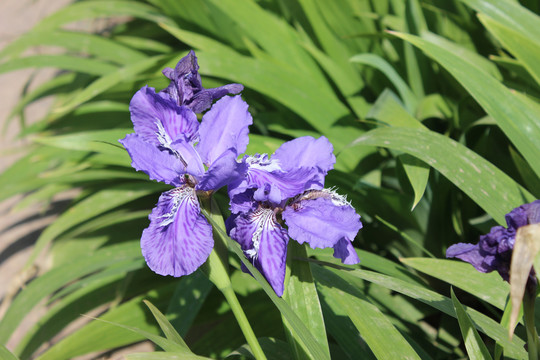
xmin=523 ymin=290 xmax=539 ymax=360
xmin=221 ymin=285 xmax=268 ymax=360
xmin=199 ymin=194 xmax=267 ymax=360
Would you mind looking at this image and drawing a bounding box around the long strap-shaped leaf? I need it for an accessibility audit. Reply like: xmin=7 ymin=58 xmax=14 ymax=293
xmin=390 ymin=31 xmax=540 ymax=180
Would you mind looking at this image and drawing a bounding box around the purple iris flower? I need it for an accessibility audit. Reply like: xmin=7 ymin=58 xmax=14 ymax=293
xmin=119 ymin=72 xmax=252 ymax=277
xmin=447 ymin=200 xmax=540 ymax=282
xmin=226 ymin=136 xmax=362 ymax=296
xmin=161 ymin=50 xmax=243 ymax=113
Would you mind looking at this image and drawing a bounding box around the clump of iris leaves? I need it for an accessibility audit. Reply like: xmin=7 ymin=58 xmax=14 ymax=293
xmin=1 ymin=0 xmax=540 ymax=359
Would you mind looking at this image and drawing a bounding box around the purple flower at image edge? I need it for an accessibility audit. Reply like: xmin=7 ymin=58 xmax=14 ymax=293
xmin=226 ymin=136 xmax=362 ymax=296
xmin=446 ymin=200 xmax=540 ymax=282
xmin=119 ymin=51 xmax=252 ymax=278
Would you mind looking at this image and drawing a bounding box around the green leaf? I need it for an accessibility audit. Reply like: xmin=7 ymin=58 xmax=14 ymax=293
xmin=313 ymin=266 xmax=421 ymax=360
xmin=391 ymin=31 xmax=540 ymax=179
xmin=451 ymin=289 xmax=494 ymax=360
xmin=0 ymin=30 xmax=146 ymax=64
xmin=201 ymin=209 xmax=329 ymax=360
xmin=283 ymin=242 xmax=330 ymax=360
xmin=0 ymin=55 xmax=117 ymax=76
xmin=401 ymin=258 xmax=509 ymax=310
xmin=479 ymin=14 xmax=540 ymax=86
xmin=344 ymin=268 xmax=526 ymax=359
xmin=0 ymin=242 xmax=141 ymax=345
xmin=350 ymin=53 xmax=417 ymax=113
xmin=228 ymin=337 xmax=293 ymax=360
xmin=143 ymin=300 xmax=189 ymax=349
xmin=126 ymin=353 xmax=213 ymax=360
xmin=352 ymin=127 xmax=534 ymax=225
xmin=51 ymin=55 xmax=166 ymax=119
xmin=0 ymin=345 xmax=19 ymax=360
xmin=26 ymin=182 xmax=166 ymax=268
xmin=398 ymin=154 xmax=430 ymax=209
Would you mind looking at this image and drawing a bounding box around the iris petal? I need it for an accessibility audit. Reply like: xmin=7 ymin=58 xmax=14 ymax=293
xmin=283 ymin=193 xmax=362 ymax=249
xmin=333 ymin=238 xmax=360 ymax=265
xmin=197 ymin=95 xmax=252 ymax=166
xmin=228 ymin=207 xmax=289 ymax=297
xmin=446 ymin=243 xmax=494 ymax=273
xmin=141 ymin=186 xmax=214 ymax=277
xmin=119 ymin=133 xmax=184 ymax=186
xmin=130 ymin=86 xmax=199 ymax=146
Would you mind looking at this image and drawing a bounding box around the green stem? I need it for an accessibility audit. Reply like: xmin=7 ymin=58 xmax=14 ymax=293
xmin=523 ymin=291 xmax=539 ymax=360
xmin=198 ymin=194 xmax=267 ymax=360
xmin=221 ymin=285 xmax=268 ymax=360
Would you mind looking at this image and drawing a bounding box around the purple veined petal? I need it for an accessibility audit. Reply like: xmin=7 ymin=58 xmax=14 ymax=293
xmin=333 ymin=238 xmax=360 ymax=265
xmin=170 ymin=136 xmax=205 ymax=180
xmin=283 ymin=192 xmax=362 ymax=249
xmin=196 ymin=149 xmax=245 ymax=191
xmin=188 ymin=84 xmax=244 ymax=113
xmin=229 ymin=188 xmax=259 ymax=215
xmin=525 ymin=200 xmax=540 ymax=224
xmin=196 ymin=95 xmax=253 ymax=166
xmin=228 ymin=206 xmax=289 ymax=296
xmin=130 ymin=86 xmax=199 ymax=146
xmin=141 ymin=186 xmax=214 ymax=277
xmin=119 ymin=133 xmax=184 ymax=186
xmin=273 ymin=136 xmax=336 ymax=176
xmin=506 ymin=199 xmax=540 ymax=229
xmin=229 ymin=154 xmax=321 ymax=206
xmin=446 ymin=243 xmax=494 ymax=273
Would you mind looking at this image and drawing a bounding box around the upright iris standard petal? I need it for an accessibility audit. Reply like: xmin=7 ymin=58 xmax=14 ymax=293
xmin=119 ymin=134 xmax=184 ymax=186
xmin=283 ymin=191 xmax=362 ymax=249
xmin=196 ymin=95 xmax=253 ymax=165
xmin=273 ymin=136 xmax=336 ymax=187
xmin=161 ymin=50 xmax=244 ymax=113
xmin=130 ymin=86 xmax=199 ymax=146
xmin=141 ymin=186 xmax=214 ymax=277
xmin=229 ymin=207 xmax=289 ymax=296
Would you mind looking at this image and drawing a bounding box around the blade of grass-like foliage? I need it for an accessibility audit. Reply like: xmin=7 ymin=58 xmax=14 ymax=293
xmin=509 ymin=148 xmax=540 ymax=198
xmin=16 ymin=261 xmax=144 ymax=358
xmin=0 ymin=55 xmax=117 ymax=76
xmin=479 ymin=14 xmax=540 ymax=85
xmin=283 ymin=242 xmax=330 ymax=360
xmin=367 ymin=90 xmax=423 ymax=128
xmin=51 ymin=55 xmax=167 ymax=119
xmin=32 ymin=0 xmax=175 ymax=31
xmin=401 ymin=258 xmax=508 ymax=309
xmin=0 ymin=31 xmax=145 ymax=64
xmin=350 ymin=54 xmax=417 ymax=113
xmin=0 ymin=345 xmax=18 ymax=360
xmin=25 ymin=182 xmax=167 ymax=268
xmin=126 ymin=353 xmax=212 ymax=360
xmin=458 ymin=0 xmax=540 ymax=41
xmin=352 ymin=127 xmax=534 ymax=225
xmin=398 ymin=154 xmax=430 ymax=210
xmin=313 ymin=266 xmax=422 ymax=360
xmin=451 ymin=289 xmax=494 ymax=360
xmin=37 ymin=284 xmax=177 ymax=360
xmin=391 ymin=31 xmax=540 ymax=179
xmin=341 ymin=268 xmax=526 ymax=359
xmin=0 ymin=242 xmax=141 ymax=345
xmin=201 ymin=209 xmax=329 ymax=360
xmin=229 ymin=337 xmax=294 ymax=360
xmin=143 ymin=300 xmax=188 ymax=349
xmin=166 ymin=270 xmax=213 ymax=337
xmin=34 ymin=129 xmax=133 ymax=155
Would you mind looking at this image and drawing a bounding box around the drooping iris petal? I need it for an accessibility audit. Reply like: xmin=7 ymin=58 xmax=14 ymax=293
xmin=273 ymin=136 xmax=336 ymax=188
xmin=333 ymin=238 xmax=360 ymax=265
xmin=197 ymin=149 xmax=246 ymax=191
xmin=141 ymin=186 xmax=214 ymax=277
xmin=197 ymin=95 xmax=252 ymax=166
xmin=228 ymin=207 xmax=289 ymax=297
xmin=283 ymin=194 xmax=362 ymax=249
xmin=130 ymin=86 xmax=199 ymax=146
xmin=119 ymin=134 xmax=184 ymax=186
xmin=446 ymin=243 xmax=494 ymax=273
xmin=505 ymin=199 xmax=540 ymax=229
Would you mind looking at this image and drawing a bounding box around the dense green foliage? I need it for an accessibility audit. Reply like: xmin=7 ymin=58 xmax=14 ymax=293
xmin=1 ymin=0 xmax=539 ymax=359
